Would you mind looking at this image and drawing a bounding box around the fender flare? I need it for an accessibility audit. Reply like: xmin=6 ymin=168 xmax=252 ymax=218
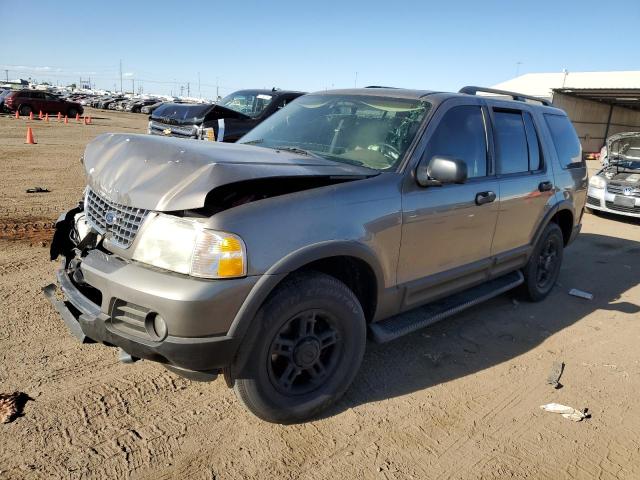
xmin=227 ymin=241 xmax=385 ymax=341
xmin=531 ymin=200 xmax=575 ymax=247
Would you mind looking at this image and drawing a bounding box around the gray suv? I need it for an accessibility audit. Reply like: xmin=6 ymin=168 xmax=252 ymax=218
xmin=45 ymin=86 xmax=587 ymax=423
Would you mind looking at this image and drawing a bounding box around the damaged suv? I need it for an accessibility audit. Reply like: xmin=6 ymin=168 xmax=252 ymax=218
xmin=45 ymin=87 xmax=586 ymax=423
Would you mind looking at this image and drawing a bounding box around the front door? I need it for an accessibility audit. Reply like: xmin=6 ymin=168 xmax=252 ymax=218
xmin=398 ymin=99 xmax=499 ymax=306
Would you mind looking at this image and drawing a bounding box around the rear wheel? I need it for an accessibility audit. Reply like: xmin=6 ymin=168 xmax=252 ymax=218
xmin=231 ymin=272 xmax=366 ymax=424
xmin=19 ymin=104 xmax=32 ymax=116
xmin=522 ymin=222 xmax=564 ymax=301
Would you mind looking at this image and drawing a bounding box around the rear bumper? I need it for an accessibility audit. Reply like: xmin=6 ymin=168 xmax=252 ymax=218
xmin=43 ymin=258 xmax=257 ymax=372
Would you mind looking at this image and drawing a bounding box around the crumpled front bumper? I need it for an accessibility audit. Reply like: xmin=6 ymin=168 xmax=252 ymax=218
xmin=43 ymin=259 xmax=256 ymax=373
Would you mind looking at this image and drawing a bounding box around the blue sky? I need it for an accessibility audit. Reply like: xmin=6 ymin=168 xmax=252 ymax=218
xmin=1 ymin=0 xmax=638 ymax=98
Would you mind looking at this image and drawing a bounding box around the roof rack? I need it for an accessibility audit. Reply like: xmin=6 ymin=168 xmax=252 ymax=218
xmin=365 ymin=85 xmax=399 ymax=89
xmin=459 ymin=86 xmax=552 ymax=106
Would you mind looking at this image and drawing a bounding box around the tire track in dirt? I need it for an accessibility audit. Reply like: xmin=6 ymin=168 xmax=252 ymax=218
xmin=0 ymin=217 xmax=56 ymax=244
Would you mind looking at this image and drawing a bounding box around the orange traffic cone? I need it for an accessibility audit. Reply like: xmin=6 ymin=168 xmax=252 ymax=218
xmin=25 ymin=127 xmax=36 ymax=144
xmin=87 ymin=116 xmax=92 ymax=125
xmin=45 ymin=113 xmax=49 ymax=122
xmin=64 ymin=115 xmax=68 ymax=124
xmin=29 ymin=112 xmax=34 ymax=120
xmin=84 ymin=116 xmax=88 ymax=125
xmin=14 ymin=111 xmax=19 ymax=119
xmin=39 ymin=111 xmax=43 ymax=119
xmin=75 ymin=113 xmax=80 ymax=122
xmin=57 ymin=112 xmax=61 ymax=122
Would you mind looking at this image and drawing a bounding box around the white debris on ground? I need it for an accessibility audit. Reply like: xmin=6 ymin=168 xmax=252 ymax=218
xmin=540 ymin=403 xmax=588 ymax=422
xmin=568 ymin=288 xmax=594 ymax=300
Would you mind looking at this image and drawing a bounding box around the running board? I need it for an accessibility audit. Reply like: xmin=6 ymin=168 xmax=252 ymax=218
xmin=369 ymin=271 xmax=524 ymax=343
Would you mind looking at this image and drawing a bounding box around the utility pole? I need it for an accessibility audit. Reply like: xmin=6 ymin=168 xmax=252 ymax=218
xmin=216 ymin=77 xmax=219 ymax=100
xmin=5 ymin=69 xmax=9 ymax=82
xmin=187 ymin=82 xmax=190 ymax=97
xmin=119 ymin=60 xmax=123 ymax=92
xmin=515 ymin=61 xmax=522 ymax=76
xmin=131 ymin=78 xmax=135 ymax=94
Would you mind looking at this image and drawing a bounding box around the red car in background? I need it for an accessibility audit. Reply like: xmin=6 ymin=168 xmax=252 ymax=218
xmin=4 ymin=90 xmax=83 ymax=117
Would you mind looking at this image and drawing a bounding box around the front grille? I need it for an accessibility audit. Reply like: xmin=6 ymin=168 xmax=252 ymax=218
xmin=605 ymin=201 xmax=640 ymax=214
xmin=607 ymin=183 xmax=640 ymax=197
xmin=586 ymin=196 xmax=601 ymax=207
xmin=111 ymin=299 xmax=151 ymax=339
xmin=149 ymin=120 xmax=196 ymax=138
xmin=85 ymin=188 xmax=149 ymax=249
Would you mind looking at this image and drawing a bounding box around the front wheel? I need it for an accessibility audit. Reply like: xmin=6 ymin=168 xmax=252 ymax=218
xmin=231 ymin=272 xmax=366 ymax=424
xmin=521 ymin=222 xmax=564 ymax=301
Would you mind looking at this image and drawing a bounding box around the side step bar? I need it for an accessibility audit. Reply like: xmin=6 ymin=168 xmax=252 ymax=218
xmin=369 ymin=271 xmax=524 ymax=343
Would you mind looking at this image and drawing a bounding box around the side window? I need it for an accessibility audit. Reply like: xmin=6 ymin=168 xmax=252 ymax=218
xmin=523 ymin=112 xmax=542 ymax=171
xmin=424 ymin=105 xmax=487 ymax=178
xmin=493 ymin=110 xmax=529 ymax=174
xmin=31 ymin=92 xmax=45 ymax=99
xmin=544 ymin=114 xmax=582 ymax=168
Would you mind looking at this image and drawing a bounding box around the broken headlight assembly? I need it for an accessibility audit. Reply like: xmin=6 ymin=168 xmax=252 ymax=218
xmin=132 ymin=213 xmax=247 ymax=279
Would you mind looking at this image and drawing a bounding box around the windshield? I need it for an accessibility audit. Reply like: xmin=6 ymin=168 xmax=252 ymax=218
xmin=238 ymin=94 xmax=431 ymax=170
xmin=151 ymin=102 xmax=213 ymax=123
xmin=219 ymin=91 xmax=273 ymax=117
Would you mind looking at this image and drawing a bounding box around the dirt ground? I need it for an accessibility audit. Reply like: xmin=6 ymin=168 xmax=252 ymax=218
xmin=0 ymin=109 xmax=639 ymax=479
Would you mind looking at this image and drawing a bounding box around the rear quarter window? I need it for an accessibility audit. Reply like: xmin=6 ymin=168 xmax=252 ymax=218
xmin=544 ymin=114 xmax=583 ymax=168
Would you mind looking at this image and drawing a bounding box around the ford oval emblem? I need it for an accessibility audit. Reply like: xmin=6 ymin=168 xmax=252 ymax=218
xmin=623 ymin=186 xmax=633 ymax=196
xmin=104 ymin=211 xmax=117 ymax=226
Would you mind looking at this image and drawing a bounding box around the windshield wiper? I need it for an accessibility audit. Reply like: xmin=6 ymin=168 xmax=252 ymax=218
xmin=273 ymin=146 xmax=323 ymax=159
xmin=241 ymin=139 xmax=264 ymax=145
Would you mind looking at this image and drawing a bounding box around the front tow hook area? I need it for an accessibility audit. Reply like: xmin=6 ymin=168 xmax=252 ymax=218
xmin=118 ymin=348 xmax=139 ymax=364
xmin=42 ymin=283 xmax=92 ymax=343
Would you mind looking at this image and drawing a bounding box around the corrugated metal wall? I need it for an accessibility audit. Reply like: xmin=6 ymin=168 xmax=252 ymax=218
xmin=552 ymin=92 xmax=640 ymax=152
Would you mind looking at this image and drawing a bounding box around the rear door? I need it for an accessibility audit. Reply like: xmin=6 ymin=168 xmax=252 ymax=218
xmin=488 ymin=102 xmax=554 ymax=258
xmin=43 ymin=93 xmax=61 ymax=114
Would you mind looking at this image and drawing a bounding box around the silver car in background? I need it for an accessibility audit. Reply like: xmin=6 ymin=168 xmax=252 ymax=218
xmin=587 ymin=132 xmax=640 ymax=218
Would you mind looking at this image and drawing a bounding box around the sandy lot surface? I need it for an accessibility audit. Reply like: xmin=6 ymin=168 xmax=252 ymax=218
xmin=0 ymin=110 xmax=639 ymax=479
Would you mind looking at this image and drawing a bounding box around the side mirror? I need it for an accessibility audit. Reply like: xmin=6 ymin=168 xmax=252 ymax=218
xmin=416 ymin=156 xmax=468 ymax=187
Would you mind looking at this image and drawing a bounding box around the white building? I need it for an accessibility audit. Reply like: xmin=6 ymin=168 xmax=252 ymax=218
xmin=492 ymin=71 xmax=640 ymax=151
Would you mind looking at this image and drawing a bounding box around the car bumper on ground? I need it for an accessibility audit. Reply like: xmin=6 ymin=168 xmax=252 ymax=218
xmin=43 ymin=251 xmax=259 ymax=373
xmin=586 ymin=186 xmax=640 ymax=218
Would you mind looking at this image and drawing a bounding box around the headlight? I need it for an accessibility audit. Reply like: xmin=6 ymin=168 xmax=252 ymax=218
xmin=589 ymin=176 xmax=606 ymax=189
xmin=132 ymin=213 xmax=246 ymax=278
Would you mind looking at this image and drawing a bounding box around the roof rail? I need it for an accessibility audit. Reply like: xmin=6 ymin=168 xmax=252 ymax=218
xmin=459 ymin=86 xmax=551 ymax=106
xmin=365 ymin=85 xmax=399 ymax=89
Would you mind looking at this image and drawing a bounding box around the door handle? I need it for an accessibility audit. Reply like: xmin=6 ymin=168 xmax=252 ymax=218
xmin=475 ymin=191 xmax=496 ymax=206
xmin=538 ymin=181 xmax=553 ymax=192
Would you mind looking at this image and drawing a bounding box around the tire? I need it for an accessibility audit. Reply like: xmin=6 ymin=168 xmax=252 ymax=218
xmin=521 ymin=222 xmax=564 ymax=302
xmin=231 ymin=271 xmax=366 ymax=424
xmin=19 ymin=104 xmax=32 ymax=116
xmin=68 ymin=107 xmax=78 ymax=117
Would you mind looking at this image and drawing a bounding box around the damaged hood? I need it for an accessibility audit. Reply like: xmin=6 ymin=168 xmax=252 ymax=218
xmin=83 ymin=133 xmax=376 ymax=211
xmin=150 ymin=102 xmax=247 ymax=125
